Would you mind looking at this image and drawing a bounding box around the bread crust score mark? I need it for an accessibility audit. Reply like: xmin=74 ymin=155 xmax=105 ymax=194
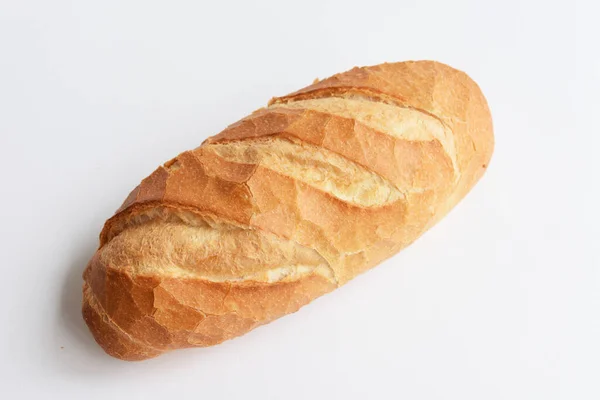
xmin=82 ymin=61 xmax=494 ymax=360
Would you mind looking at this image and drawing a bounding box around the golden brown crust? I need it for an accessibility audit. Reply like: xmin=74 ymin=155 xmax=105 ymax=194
xmin=82 ymin=60 xmax=494 ymax=360
xmin=83 ymin=251 xmax=335 ymax=360
xmin=269 ymin=61 xmax=494 ymax=211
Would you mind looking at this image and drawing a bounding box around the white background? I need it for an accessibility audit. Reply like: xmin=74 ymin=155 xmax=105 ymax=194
xmin=0 ymin=1 xmax=597 ymax=399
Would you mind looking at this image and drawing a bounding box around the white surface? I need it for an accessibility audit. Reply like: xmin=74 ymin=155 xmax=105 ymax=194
xmin=0 ymin=1 xmax=597 ymax=399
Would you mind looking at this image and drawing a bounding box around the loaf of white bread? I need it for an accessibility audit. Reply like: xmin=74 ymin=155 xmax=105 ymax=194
xmin=82 ymin=61 xmax=494 ymax=360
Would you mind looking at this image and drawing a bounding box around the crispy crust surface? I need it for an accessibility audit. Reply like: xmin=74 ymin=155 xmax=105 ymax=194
xmin=83 ymin=61 xmax=493 ymax=360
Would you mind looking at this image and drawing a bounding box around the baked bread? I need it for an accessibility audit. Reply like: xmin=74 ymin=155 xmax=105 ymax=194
xmin=82 ymin=60 xmax=494 ymax=361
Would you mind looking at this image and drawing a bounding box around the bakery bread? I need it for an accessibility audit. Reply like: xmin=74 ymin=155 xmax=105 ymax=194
xmin=82 ymin=60 xmax=494 ymax=360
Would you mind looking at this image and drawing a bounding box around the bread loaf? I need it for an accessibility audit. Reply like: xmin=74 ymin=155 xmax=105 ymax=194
xmin=82 ymin=61 xmax=494 ymax=360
